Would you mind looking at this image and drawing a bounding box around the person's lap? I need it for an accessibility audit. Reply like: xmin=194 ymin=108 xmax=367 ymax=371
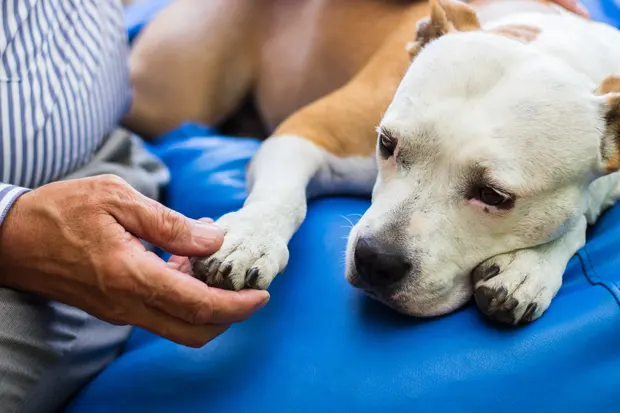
xmin=0 ymin=288 xmax=132 ymax=413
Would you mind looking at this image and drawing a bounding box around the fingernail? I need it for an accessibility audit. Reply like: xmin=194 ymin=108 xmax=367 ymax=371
xmin=242 ymin=290 xmax=270 ymax=309
xmin=191 ymin=221 xmax=223 ymax=246
xmin=255 ymin=292 xmax=270 ymax=309
xmin=576 ymin=3 xmax=589 ymax=17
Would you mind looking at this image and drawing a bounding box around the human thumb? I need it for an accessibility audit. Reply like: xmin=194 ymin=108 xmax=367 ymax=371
xmin=108 ymin=186 xmax=224 ymax=256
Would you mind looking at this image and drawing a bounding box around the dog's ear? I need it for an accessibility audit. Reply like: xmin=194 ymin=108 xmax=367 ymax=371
xmin=595 ymin=76 xmax=620 ymax=173
xmin=407 ymin=0 xmax=480 ymax=59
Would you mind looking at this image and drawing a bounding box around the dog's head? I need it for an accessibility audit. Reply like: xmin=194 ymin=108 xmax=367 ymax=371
xmin=345 ymin=0 xmax=620 ymax=316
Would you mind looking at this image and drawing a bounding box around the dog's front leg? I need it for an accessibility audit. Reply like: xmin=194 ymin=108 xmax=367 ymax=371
xmin=191 ymin=135 xmax=376 ymax=290
xmin=472 ymin=216 xmax=587 ymax=325
xmin=189 ymin=13 xmax=415 ymax=290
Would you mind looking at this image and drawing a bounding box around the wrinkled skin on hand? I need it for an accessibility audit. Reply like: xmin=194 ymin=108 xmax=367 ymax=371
xmin=0 ymin=175 xmax=269 ymax=348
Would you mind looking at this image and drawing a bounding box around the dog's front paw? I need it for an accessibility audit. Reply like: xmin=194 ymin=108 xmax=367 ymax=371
xmin=472 ymin=250 xmax=563 ymax=325
xmin=190 ymin=210 xmax=289 ymax=291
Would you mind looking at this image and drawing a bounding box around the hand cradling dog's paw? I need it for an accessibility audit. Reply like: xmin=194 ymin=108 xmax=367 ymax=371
xmin=190 ymin=206 xmax=289 ymax=291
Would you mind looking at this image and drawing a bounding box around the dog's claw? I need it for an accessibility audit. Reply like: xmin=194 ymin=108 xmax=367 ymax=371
xmin=246 ymin=268 xmax=260 ymax=288
xmin=206 ymin=258 xmax=219 ymax=278
xmin=219 ymin=262 xmax=233 ymax=278
xmin=473 ymin=263 xmax=500 ymax=283
xmin=520 ymin=303 xmax=538 ymax=324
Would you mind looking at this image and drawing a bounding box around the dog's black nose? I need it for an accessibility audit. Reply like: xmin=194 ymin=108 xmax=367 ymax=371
xmin=354 ymin=235 xmax=410 ymax=288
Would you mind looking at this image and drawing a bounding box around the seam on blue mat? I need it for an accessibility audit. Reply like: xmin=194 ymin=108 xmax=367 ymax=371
xmin=577 ymin=248 xmax=620 ymax=308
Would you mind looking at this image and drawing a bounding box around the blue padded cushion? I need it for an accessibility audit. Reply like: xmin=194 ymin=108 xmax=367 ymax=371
xmin=65 ymin=1 xmax=620 ymax=411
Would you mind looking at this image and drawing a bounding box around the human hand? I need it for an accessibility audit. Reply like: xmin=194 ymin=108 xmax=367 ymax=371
xmin=549 ymin=0 xmax=589 ymax=17
xmin=166 ymin=217 xmax=214 ymax=275
xmin=0 ymin=175 xmax=269 ymax=348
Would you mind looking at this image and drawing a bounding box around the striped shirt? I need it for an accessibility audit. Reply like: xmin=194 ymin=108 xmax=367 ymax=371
xmin=0 ymin=0 xmax=131 ymax=224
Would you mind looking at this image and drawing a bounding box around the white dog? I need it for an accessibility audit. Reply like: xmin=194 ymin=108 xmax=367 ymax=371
xmin=191 ymin=0 xmax=620 ymax=325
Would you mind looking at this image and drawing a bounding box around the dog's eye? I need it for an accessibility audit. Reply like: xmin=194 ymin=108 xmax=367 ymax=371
xmin=378 ymin=133 xmax=397 ymax=158
xmin=478 ymin=186 xmax=510 ymax=207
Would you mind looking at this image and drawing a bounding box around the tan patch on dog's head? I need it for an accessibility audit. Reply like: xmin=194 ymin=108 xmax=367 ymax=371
xmin=597 ymin=76 xmax=620 ymax=95
xmin=407 ymin=0 xmax=481 ymax=60
xmin=595 ymin=76 xmax=620 ymax=173
xmin=489 ymin=24 xmax=541 ymax=43
xmin=603 ymin=93 xmax=620 ymax=172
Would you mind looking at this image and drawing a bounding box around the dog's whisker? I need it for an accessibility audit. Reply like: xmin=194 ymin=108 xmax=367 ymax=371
xmin=339 ymin=214 xmax=355 ymax=227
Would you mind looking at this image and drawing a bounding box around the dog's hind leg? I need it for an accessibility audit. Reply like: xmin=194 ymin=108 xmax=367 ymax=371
xmin=123 ymin=0 xmax=259 ymax=139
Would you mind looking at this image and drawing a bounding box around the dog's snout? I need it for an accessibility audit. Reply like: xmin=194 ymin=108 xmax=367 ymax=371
xmin=354 ymin=235 xmax=410 ymax=288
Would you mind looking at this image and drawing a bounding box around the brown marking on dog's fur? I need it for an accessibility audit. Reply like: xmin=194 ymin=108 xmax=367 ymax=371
xmin=596 ymin=76 xmax=620 ymax=172
xmin=407 ymin=0 xmax=481 ymax=60
xmin=127 ymin=0 xmax=569 ymax=143
xmin=606 ymin=153 xmax=620 ymax=173
xmin=276 ymin=5 xmax=428 ymax=156
xmin=489 ymin=24 xmax=541 ymax=42
xmin=442 ymin=0 xmax=482 ymax=31
xmin=604 ymin=93 xmax=620 ymax=172
xmin=597 ymin=75 xmax=620 ymax=94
